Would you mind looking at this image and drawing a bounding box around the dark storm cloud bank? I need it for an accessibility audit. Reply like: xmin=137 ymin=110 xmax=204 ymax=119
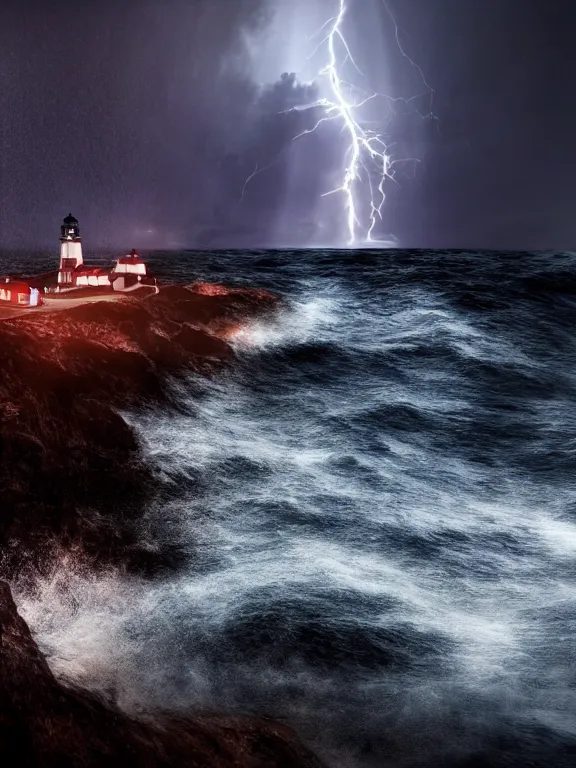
xmin=198 ymin=73 xmax=335 ymax=249
xmin=0 ymin=0 xmax=425 ymax=249
xmin=0 ymin=0 xmax=333 ymax=249
xmin=1 ymin=0 xmax=575 ymax=249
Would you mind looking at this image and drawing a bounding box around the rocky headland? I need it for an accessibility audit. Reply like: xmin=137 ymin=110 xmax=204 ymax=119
xmin=0 ymin=282 xmax=275 ymax=574
xmin=0 ymin=282 xmax=326 ymax=767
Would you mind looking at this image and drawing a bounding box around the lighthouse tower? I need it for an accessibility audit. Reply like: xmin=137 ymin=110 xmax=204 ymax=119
xmin=57 ymin=213 xmax=83 ymax=285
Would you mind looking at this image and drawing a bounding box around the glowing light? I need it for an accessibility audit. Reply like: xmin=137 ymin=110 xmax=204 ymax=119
xmin=243 ymin=0 xmax=435 ymax=246
xmin=300 ymin=0 xmax=436 ymax=245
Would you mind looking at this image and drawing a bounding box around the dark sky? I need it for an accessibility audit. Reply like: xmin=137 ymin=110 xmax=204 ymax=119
xmin=0 ymin=0 xmax=575 ymax=250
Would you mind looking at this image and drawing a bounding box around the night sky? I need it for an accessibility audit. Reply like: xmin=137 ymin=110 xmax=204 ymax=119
xmin=0 ymin=0 xmax=574 ymax=250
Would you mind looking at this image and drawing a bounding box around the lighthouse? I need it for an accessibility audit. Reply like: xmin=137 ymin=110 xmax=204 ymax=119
xmin=57 ymin=213 xmax=84 ymax=285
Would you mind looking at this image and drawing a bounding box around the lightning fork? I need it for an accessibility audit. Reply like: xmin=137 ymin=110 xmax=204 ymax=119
xmin=242 ymin=0 xmax=434 ymax=246
xmin=298 ymin=0 xmax=435 ymax=245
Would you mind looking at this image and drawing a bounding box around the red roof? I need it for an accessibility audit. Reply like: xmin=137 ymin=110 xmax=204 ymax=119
xmin=118 ymin=255 xmax=144 ymax=264
xmin=74 ymin=267 xmax=109 ymax=277
xmin=2 ymin=281 xmax=31 ymax=293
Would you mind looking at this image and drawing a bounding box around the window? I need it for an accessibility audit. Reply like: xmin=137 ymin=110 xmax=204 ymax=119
xmin=17 ymin=293 xmax=28 ymax=305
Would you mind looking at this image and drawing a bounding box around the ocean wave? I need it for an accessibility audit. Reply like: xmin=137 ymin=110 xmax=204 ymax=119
xmin=12 ymin=249 xmax=576 ymax=767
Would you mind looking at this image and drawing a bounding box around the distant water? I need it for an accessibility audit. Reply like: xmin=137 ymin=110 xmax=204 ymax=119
xmin=5 ymin=248 xmax=576 ymax=768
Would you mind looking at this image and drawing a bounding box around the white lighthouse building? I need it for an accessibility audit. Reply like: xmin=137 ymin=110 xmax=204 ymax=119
xmin=57 ymin=213 xmax=83 ymax=285
xmin=52 ymin=213 xmax=154 ymax=293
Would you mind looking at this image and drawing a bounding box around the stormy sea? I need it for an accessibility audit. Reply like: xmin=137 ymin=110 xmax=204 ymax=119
xmin=5 ymin=248 xmax=576 ymax=768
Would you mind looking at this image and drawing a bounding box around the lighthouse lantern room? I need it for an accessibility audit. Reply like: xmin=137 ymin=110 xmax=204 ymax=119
xmin=58 ymin=213 xmax=83 ymax=285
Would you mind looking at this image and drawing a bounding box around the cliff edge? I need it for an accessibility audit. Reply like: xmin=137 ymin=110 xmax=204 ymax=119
xmin=0 ymin=282 xmax=276 ymax=573
xmin=0 ymin=282 xmax=328 ymax=767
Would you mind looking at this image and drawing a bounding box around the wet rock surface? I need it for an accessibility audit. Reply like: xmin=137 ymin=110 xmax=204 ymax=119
xmin=0 ymin=283 xmax=277 ymax=576
xmin=0 ymin=282 xmax=327 ymax=767
xmin=0 ymin=581 xmax=325 ymax=768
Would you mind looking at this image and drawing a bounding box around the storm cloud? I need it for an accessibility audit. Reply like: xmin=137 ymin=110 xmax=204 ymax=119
xmin=0 ymin=0 xmax=575 ymax=249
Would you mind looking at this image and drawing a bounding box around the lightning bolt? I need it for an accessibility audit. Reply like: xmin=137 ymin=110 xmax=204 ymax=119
xmin=242 ymin=0 xmax=435 ymax=247
xmin=300 ymin=0 xmax=434 ymax=245
xmin=293 ymin=0 xmax=392 ymax=245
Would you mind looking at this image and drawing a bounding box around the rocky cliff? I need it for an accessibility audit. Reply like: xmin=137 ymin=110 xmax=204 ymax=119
xmin=0 ymin=283 xmax=276 ymax=576
xmin=0 ymin=282 xmax=325 ymax=767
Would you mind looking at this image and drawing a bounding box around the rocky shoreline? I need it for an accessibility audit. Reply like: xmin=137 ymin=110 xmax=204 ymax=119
xmin=0 ymin=580 xmax=325 ymax=767
xmin=0 ymin=282 xmax=326 ymax=767
xmin=0 ymin=282 xmax=274 ymax=574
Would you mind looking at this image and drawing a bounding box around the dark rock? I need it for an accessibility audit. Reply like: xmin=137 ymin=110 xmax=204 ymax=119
xmin=0 ymin=581 xmax=325 ymax=768
xmin=0 ymin=283 xmax=326 ymax=766
xmin=0 ymin=282 xmax=279 ymax=577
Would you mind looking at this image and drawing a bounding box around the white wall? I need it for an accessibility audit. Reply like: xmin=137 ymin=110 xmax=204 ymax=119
xmin=59 ymin=240 xmax=84 ymax=268
xmin=114 ymin=262 xmax=146 ymax=275
xmin=74 ymin=274 xmax=110 ymax=287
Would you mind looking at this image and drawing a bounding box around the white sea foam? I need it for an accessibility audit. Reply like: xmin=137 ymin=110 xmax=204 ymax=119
xmin=232 ymin=284 xmax=341 ymax=350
